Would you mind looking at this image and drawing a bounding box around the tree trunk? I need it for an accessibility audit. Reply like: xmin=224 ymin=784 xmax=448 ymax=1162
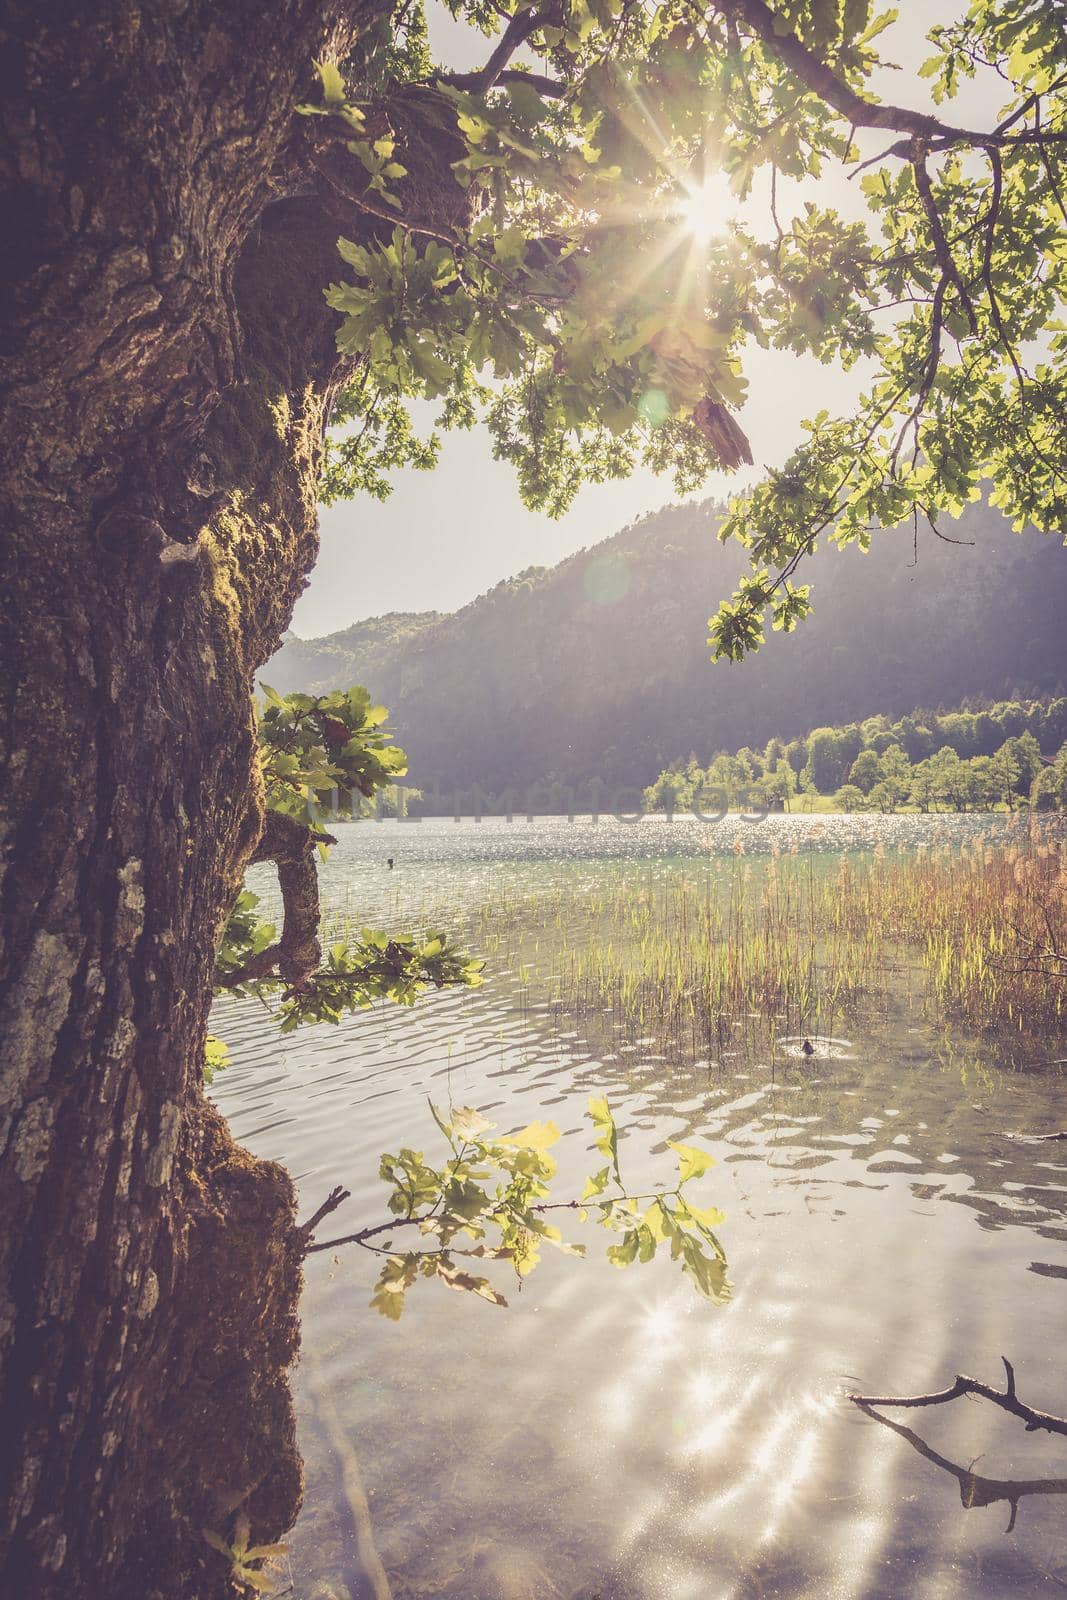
xmin=0 ymin=3 xmax=404 ymax=1593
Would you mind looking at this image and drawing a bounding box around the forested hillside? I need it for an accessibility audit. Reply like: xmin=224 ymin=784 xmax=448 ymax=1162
xmin=267 ymin=498 xmax=1067 ymax=798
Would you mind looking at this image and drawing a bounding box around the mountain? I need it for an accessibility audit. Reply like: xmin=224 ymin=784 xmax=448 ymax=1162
xmin=265 ymin=499 xmax=1067 ymax=798
xmin=269 ymin=611 xmax=442 ymax=699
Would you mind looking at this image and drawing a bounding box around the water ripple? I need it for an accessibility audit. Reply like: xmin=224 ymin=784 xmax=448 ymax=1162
xmin=211 ymin=819 xmax=1067 ymax=1600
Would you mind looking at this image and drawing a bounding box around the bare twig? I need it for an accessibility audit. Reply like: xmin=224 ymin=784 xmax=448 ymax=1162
xmin=851 ymin=1357 xmax=1067 ymax=1438
xmin=850 ymin=139 xmax=910 ymax=177
xmin=991 ymin=914 xmax=1067 ymax=979
xmin=921 ymin=504 xmax=975 ymax=546
xmin=298 ymin=1186 xmax=352 ymax=1241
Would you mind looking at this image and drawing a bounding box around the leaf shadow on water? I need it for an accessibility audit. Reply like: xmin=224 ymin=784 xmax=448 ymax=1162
xmin=855 ymin=1403 xmax=1067 ymax=1535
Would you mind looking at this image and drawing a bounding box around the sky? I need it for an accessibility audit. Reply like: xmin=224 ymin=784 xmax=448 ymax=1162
xmin=292 ymin=3 xmax=989 ymax=638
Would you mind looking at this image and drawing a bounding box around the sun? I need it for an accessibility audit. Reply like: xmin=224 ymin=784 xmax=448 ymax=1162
xmin=676 ymin=173 xmax=736 ymax=245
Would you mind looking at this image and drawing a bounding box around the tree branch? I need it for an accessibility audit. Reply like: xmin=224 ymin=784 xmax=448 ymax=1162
xmin=297 ymin=1185 xmax=351 ymax=1240
xmin=306 ymin=140 xmax=570 ymax=310
xmin=445 ymin=7 xmax=556 ymax=97
xmin=992 ymin=71 xmax=1067 ymax=139
xmin=218 ymin=810 xmax=335 ymax=990
xmin=306 ymin=1196 xmax=586 ymax=1255
xmin=889 ymin=272 xmax=946 ymax=473
xmin=911 ymin=143 xmax=979 ymax=335
xmin=439 ymin=66 xmax=566 ymax=99
xmin=710 ymin=0 xmax=1067 ymax=151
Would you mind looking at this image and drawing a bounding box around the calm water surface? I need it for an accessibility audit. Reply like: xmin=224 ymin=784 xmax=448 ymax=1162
xmin=212 ymin=817 xmax=1067 ymax=1600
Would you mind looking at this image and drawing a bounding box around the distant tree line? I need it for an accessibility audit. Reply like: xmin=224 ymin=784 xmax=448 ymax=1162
xmin=644 ymin=699 xmax=1067 ymax=815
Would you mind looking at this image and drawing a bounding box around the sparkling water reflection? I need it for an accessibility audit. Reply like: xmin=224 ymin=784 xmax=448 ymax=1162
xmin=212 ymin=817 xmax=1067 ymax=1600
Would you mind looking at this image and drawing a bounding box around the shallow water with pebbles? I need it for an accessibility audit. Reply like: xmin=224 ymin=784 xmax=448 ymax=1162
xmin=212 ymin=815 xmax=1067 ymax=1600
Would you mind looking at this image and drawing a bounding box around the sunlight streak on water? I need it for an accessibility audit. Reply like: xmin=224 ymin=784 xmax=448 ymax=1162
xmin=685 ymin=1369 xmax=773 ymax=1476
xmin=212 ymin=816 xmax=1067 ymax=1600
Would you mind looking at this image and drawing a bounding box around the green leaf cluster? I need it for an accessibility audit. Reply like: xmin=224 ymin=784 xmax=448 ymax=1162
xmin=258 ymin=682 xmax=407 ymax=828
xmin=202 ymin=1035 xmax=231 ymax=1085
xmin=275 ymin=930 xmax=484 ymax=1030
xmin=214 ymin=890 xmax=277 ymax=985
xmin=319 ymin=370 xmax=444 ymax=504
xmin=203 ymin=1514 xmax=287 ymax=1595
xmin=366 ymin=1096 xmax=728 ymax=1319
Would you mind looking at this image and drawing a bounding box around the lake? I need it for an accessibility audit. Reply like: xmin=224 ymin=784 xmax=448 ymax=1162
xmin=212 ymin=815 xmax=1067 ymax=1600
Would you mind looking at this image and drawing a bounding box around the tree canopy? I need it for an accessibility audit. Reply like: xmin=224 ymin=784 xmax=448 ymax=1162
xmin=307 ymin=0 xmax=1066 ymax=656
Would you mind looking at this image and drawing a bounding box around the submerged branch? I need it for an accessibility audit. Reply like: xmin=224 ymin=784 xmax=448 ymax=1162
xmin=855 ymin=1403 xmax=1067 ymax=1534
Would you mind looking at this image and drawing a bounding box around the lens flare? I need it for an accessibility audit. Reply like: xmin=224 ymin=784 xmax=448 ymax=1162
xmin=676 ymin=173 xmax=735 ymax=244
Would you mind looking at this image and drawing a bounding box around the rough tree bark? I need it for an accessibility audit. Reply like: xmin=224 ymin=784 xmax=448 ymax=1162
xmin=0 ymin=3 xmax=464 ymax=1594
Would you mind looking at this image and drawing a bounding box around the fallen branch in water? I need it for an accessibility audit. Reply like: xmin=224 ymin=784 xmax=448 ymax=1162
xmin=850 ymin=1356 xmax=1067 ymax=1437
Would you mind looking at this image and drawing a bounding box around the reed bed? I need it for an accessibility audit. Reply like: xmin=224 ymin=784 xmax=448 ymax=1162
xmin=321 ymin=825 xmax=1067 ymax=1049
xmin=830 ymin=830 xmax=1067 ymax=1031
